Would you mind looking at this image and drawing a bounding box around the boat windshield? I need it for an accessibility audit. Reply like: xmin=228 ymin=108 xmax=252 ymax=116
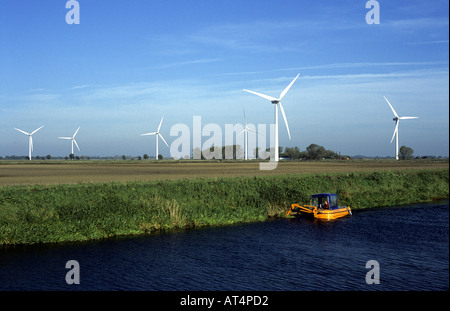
xmin=311 ymin=197 xmax=320 ymax=207
xmin=330 ymin=195 xmax=338 ymax=207
xmin=311 ymin=196 xmax=328 ymax=208
xmin=311 ymin=194 xmax=338 ymax=209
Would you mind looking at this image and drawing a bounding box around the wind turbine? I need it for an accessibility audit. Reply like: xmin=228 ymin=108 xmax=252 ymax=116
xmin=14 ymin=125 xmax=45 ymax=160
xmin=384 ymin=96 xmax=418 ymax=160
xmin=238 ymin=107 xmax=259 ymax=160
xmin=243 ymin=73 xmax=300 ymax=162
xmin=58 ymin=126 xmax=81 ymax=156
xmin=141 ymin=117 xmax=168 ymax=160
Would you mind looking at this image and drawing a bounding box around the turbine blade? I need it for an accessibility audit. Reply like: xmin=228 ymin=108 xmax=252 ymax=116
xmin=279 ymin=103 xmax=291 ymax=140
xmin=238 ymin=128 xmax=246 ymax=136
xmin=243 ymin=107 xmax=247 ymax=125
xmin=279 ymin=73 xmax=300 ymax=100
xmin=141 ymin=132 xmax=157 ymax=136
xmin=58 ymin=137 xmax=72 ymax=140
xmin=384 ymin=96 xmax=399 ymax=118
xmin=159 ymin=133 xmax=169 ymax=147
xmin=157 ymin=117 xmax=164 ymax=132
xmin=390 ymin=120 xmax=399 ymax=144
xmin=73 ymin=126 xmax=80 ymax=137
xmin=399 ymin=117 xmax=419 ymax=120
xmin=73 ymin=139 xmax=80 ymax=151
xmin=31 ymin=125 xmax=44 ymax=135
xmin=243 ymin=89 xmax=278 ymax=102
xmin=14 ymin=128 xmax=30 ymax=135
xmin=247 ymin=127 xmax=262 ymax=135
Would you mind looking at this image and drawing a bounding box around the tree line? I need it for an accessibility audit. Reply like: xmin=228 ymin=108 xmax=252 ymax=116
xmin=0 ymin=144 xmax=425 ymax=161
xmin=280 ymin=144 xmax=350 ymax=160
xmin=195 ymin=143 xmax=351 ymax=160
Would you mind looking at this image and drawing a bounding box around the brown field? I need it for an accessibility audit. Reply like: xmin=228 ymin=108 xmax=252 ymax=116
xmin=0 ymin=159 xmax=448 ymax=187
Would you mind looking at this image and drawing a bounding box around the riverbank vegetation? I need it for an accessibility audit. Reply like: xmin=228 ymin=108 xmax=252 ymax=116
xmin=0 ymin=168 xmax=448 ymax=246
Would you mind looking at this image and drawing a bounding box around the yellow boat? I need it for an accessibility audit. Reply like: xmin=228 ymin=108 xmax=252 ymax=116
xmin=286 ymin=193 xmax=352 ymax=220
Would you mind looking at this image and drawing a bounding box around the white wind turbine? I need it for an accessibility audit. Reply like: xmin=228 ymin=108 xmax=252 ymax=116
xmin=238 ymin=108 xmax=259 ymax=160
xmin=243 ymin=73 xmax=300 ymax=162
xmin=14 ymin=125 xmax=45 ymax=160
xmin=58 ymin=126 xmax=81 ymax=156
xmin=141 ymin=117 xmax=168 ymax=160
xmin=384 ymin=96 xmax=419 ymax=160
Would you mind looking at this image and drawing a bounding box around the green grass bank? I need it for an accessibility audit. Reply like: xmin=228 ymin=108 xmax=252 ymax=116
xmin=1 ymin=169 xmax=448 ymax=246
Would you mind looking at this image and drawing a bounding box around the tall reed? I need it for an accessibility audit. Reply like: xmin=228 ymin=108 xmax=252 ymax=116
xmin=0 ymin=169 xmax=448 ymax=246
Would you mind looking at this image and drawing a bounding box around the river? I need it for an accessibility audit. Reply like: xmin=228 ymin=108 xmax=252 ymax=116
xmin=0 ymin=200 xmax=448 ymax=291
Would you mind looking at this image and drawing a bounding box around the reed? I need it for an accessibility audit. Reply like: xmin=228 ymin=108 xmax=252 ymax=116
xmin=0 ymin=169 xmax=448 ymax=246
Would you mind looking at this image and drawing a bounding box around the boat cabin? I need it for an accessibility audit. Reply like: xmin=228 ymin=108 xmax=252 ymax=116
xmin=310 ymin=193 xmax=339 ymax=210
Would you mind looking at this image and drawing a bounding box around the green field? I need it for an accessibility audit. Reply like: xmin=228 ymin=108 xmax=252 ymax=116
xmin=0 ymin=160 xmax=448 ymax=246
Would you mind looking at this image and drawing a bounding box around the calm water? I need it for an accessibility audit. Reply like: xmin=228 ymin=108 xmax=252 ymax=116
xmin=0 ymin=201 xmax=448 ymax=291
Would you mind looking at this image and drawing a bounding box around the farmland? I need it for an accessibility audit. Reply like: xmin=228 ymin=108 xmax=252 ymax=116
xmin=0 ymin=159 xmax=448 ymax=245
xmin=0 ymin=159 xmax=448 ymax=187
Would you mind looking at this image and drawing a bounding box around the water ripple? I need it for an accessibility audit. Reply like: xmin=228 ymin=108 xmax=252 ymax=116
xmin=0 ymin=201 xmax=448 ymax=291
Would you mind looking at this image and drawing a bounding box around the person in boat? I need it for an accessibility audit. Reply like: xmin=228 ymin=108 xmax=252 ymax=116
xmin=323 ymin=200 xmax=330 ymax=209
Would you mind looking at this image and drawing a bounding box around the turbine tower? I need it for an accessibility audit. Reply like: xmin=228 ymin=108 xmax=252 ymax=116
xmin=58 ymin=126 xmax=81 ymax=156
xmin=14 ymin=125 xmax=45 ymax=160
xmin=384 ymin=96 xmax=418 ymax=160
xmin=238 ymin=107 xmax=258 ymax=160
xmin=141 ymin=117 xmax=168 ymax=160
xmin=243 ymin=73 xmax=300 ymax=162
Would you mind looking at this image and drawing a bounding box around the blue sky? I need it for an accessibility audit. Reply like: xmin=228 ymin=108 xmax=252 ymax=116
xmin=0 ymin=0 xmax=448 ymax=158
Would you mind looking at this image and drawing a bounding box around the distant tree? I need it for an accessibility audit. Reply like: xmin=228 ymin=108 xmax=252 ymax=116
xmin=304 ymin=143 xmax=340 ymax=160
xmin=75 ymin=156 xmax=80 ymax=160
xmin=137 ymin=156 xmax=142 ymax=160
xmin=158 ymin=154 xmax=163 ymax=160
xmin=46 ymin=154 xmax=51 ymax=160
xmin=192 ymin=147 xmax=202 ymax=159
xmin=253 ymin=147 xmax=260 ymax=159
xmin=122 ymin=155 xmax=126 ymax=160
xmin=399 ymin=146 xmax=414 ymax=160
xmin=64 ymin=156 xmax=69 ymax=160
xmin=306 ymin=144 xmax=326 ymax=160
xmin=323 ymin=149 xmax=337 ymax=159
xmin=283 ymin=146 xmax=301 ymax=160
xmin=70 ymin=153 xmax=75 ymax=160
xmin=143 ymin=154 xmax=149 ymax=160
xmin=221 ymin=145 xmax=243 ymax=160
xmin=202 ymin=146 xmax=221 ymax=160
